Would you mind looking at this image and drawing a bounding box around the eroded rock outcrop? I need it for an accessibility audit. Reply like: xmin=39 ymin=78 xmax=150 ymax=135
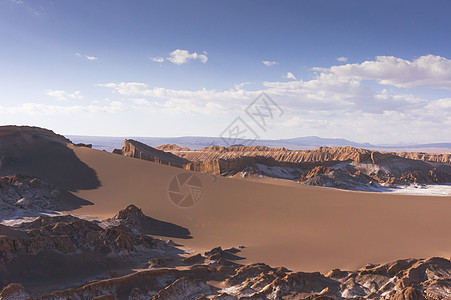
xmin=0 ymin=125 xmax=99 ymax=210
xmin=165 ymin=145 xmax=451 ymax=164
xmin=0 ymin=174 xmax=64 ymax=220
xmin=112 ymin=140 xmax=451 ymax=190
xmin=0 ymin=212 xmax=170 ymax=264
xmin=0 ymin=283 xmax=29 ymax=300
xmin=0 ymin=205 xmax=184 ymax=295
xmin=113 ymin=139 xmax=190 ymax=167
xmin=105 ymin=204 xmax=191 ymax=239
xmin=168 ymin=145 xmax=451 ymax=188
xmin=22 ymin=253 xmax=451 ymax=300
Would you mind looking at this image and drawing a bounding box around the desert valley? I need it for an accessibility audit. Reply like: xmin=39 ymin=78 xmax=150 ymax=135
xmin=0 ymin=126 xmax=450 ymax=299
xmin=1 ymin=1 xmax=451 ymax=299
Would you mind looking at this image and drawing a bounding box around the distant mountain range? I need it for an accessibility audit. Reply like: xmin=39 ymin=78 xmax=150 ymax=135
xmin=67 ymin=135 xmax=451 ymax=153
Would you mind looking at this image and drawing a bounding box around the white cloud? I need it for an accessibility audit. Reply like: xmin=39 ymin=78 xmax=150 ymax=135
xmin=0 ymin=102 xmax=123 ymax=116
xmin=167 ymin=49 xmax=208 ymax=65
xmin=11 ymin=0 xmax=24 ymax=4
xmin=262 ymin=61 xmax=278 ymax=67
xmin=315 ymin=55 xmax=451 ymax=89
xmin=337 ymin=57 xmax=348 ymax=62
xmin=45 ymin=89 xmax=83 ymax=101
xmin=95 ymin=54 xmax=451 ymax=143
xmin=130 ymin=98 xmax=152 ymax=105
xmin=151 ymin=57 xmax=165 ymax=63
xmin=85 ymin=55 xmax=98 ymax=61
xmin=76 ymin=53 xmax=98 ymax=61
xmin=284 ymin=72 xmax=296 ymax=80
xmin=234 ymin=82 xmax=252 ymax=90
xmin=97 ymin=82 xmax=254 ymax=115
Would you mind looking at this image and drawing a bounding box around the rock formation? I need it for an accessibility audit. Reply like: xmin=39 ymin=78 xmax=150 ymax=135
xmin=163 ymin=145 xmax=451 ymax=164
xmin=0 ymin=125 xmax=100 ymax=210
xmin=164 ymin=145 xmax=451 ymax=189
xmin=113 ymin=139 xmax=190 ymax=167
xmin=0 ymin=174 xmax=63 ymax=220
xmin=0 ymin=206 xmax=183 ymax=294
xmin=111 ymin=139 xmax=451 ymax=190
xmin=12 ymin=250 xmax=451 ymax=299
xmin=155 ymin=144 xmax=190 ymax=152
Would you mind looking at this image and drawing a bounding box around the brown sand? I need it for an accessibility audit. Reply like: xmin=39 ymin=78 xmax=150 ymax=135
xmin=70 ymin=145 xmax=451 ymax=273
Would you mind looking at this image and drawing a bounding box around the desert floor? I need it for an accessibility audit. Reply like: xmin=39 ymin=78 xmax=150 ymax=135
xmin=70 ymin=146 xmax=451 ymax=273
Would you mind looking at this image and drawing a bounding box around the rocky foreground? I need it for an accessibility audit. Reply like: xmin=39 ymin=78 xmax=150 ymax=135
xmin=26 ymin=256 xmax=451 ymax=300
xmin=0 ymin=205 xmax=184 ymax=297
xmin=0 ymin=174 xmax=64 ymax=221
xmin=0 ymin=205 xmax=450 ymax=299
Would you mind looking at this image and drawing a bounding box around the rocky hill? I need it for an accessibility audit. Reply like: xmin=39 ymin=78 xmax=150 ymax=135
xmin=155 ymin=145 xmax=451 ymax=190
xmin=0 ymin=125 xmax=100 ymax=210
xmin=111 ymin=140 xmax=451 ymax=191
xmin=113 ymin=139 xmax=190 ymax=167
xmin=0 ymin=126 xmax=71 ymax=144
xmin=161 ymin=144 xmax=451 ymax=164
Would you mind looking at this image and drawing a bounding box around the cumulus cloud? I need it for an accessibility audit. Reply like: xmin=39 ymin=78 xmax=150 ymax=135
xmin=96 ymin=54 xmax=451 ymax=143
xmin=337 ymin=57 xmax=348 ymax=62
xmin=262 ymin=61 xmax=278 ymax=67
xmin=167 ymin=49 xmax=208 ymax=65
xmin=315 ymin=55 xmax=451 ymax=89
xmin=45 ymin=89 xmax=83 ymax=101
xmin=284 ymin=72 xmax=296 ymax=80
xmin=151 ymin=57 xmax=164 ymax=63
xmin=76 ymin=53 xmax=98 ymax=61
xmin=97 ymin=75 xmax=423 ymax=117
xmin=97 ymin=82 xmax=250 ymax=114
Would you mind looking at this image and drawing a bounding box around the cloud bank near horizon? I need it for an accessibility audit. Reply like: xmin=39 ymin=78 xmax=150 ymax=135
xmin=1 ymin=55 xmax=450 ymax=144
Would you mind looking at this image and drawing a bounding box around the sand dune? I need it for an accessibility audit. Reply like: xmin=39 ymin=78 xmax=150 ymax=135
xmin=0 ymin=126 xmax=99 ymax=210
xmin=69 ymin=145 xmax=451 ymax=273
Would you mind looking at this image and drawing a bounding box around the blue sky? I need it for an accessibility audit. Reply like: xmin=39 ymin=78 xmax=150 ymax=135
xmin=0 ymin=0 xmax=450 ymax=144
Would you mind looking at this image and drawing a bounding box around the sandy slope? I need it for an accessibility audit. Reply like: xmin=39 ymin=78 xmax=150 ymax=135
xmin=70 ymin=145 xmax=451 ymax=273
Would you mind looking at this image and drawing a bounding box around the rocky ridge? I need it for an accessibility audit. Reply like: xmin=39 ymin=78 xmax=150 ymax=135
xmin=113 ymin=141 xmax=451 ymax=190
xmin=113 ymin=140 xmax=190 ymax=167
xmin=160 ymin=145 xmax=451 ymax=164
xmin=3 ymin=249 xmax=449 ymax=299
xmin=160 ymin=145 xmax=451 ymax=189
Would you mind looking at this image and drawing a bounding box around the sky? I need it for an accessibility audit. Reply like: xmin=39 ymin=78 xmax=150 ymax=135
xmin=0 ymin=0 xmax=450 ymax=145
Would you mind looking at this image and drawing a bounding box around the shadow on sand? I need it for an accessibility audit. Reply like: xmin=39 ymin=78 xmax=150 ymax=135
xmin=136 ymin=215 xmax=192 ymax=239
xmin=0 ymin=128 xmax=100 ymax=210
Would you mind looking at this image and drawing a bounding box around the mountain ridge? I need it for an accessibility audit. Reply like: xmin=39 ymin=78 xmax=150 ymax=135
xmin=68 ymin=134 xmax=451 ymax=152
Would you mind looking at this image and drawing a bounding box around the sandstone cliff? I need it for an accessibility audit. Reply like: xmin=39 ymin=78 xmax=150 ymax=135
xmin=113 ymin=139 xmax=190 ymax=167
xmin=112 ymin=139 xmax=451 ymax=189
xmin=168 ymin=145 xmax=451 ymax=187
xmin=167 ymin=145 xmax=451 ymax=164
